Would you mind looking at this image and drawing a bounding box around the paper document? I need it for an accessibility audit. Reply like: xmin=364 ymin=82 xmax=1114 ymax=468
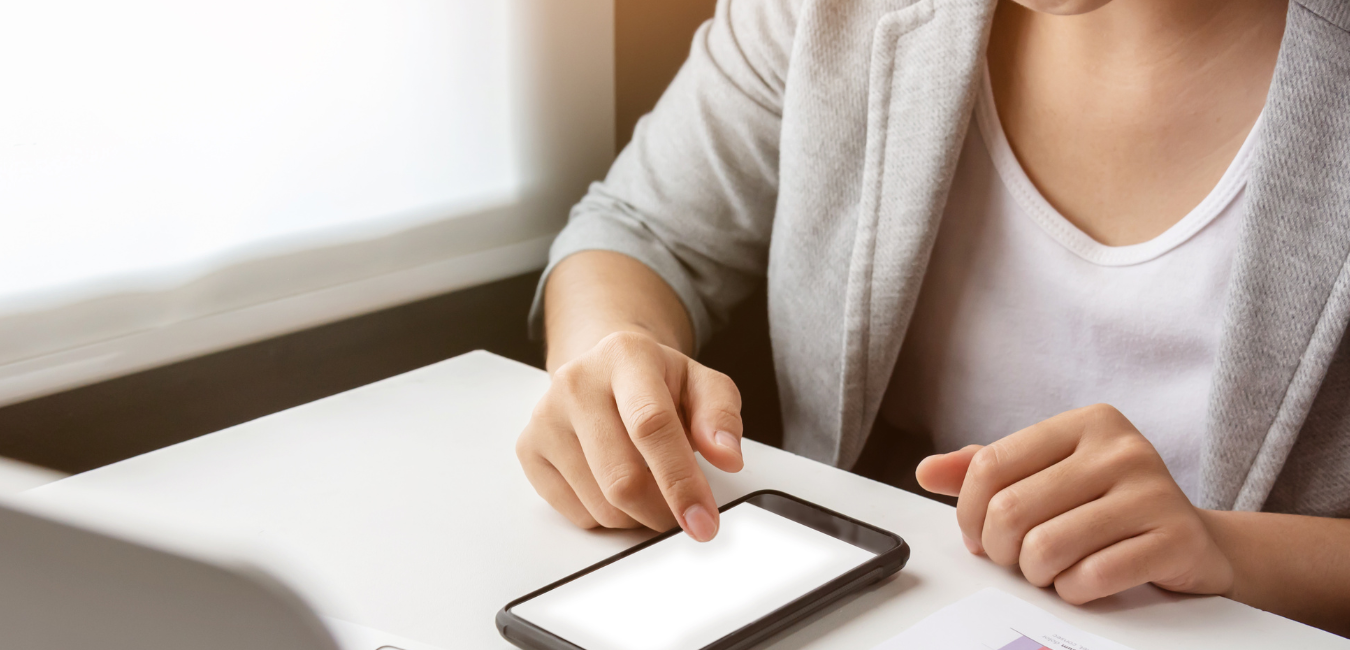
xmin=873 ymin=588 xmax=1134 ymax=650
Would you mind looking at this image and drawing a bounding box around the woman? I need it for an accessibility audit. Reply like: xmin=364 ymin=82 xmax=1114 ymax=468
xmin=515 ymin=0 xmax=1350 ymax=633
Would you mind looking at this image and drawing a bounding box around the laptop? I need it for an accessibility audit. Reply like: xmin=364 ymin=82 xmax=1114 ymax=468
xmin=0 ymin=495 xmax=445 ymax=650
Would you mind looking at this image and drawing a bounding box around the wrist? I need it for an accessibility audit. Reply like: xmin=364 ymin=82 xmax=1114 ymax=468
xmin=541 ymin=251 xmax=696 ymax=371
xmin=1195 ymin=509 xmax=1242 ymax=599
xmin=545 ymin=323 xmax=677 ymax=373
xmin=1195 ymin=508 xmax=1350 ymax=635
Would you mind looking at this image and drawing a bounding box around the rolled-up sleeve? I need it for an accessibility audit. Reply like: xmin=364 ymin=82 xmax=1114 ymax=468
xmin=528 ymin=0 xmax=799 ymax=351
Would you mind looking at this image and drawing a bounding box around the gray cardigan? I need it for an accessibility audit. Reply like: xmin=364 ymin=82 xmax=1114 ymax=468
xmin=531 ymin=0 xmax=1350 ymax=517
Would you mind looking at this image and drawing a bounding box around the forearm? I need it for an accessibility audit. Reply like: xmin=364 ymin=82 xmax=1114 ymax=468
xmin=543 ymin=251 xmax=695 ymax=372
xmin=1200 ymin=509 xmax=1350 ymax=635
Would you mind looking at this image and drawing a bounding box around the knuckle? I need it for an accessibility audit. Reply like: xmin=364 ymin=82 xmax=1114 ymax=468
xmin=515 ymin=430 xmax=532 ymax=460
xmin=516 ymin=424 xmax=554 ymax=461
xmin=627 ymin=400 xmax=681 ymax=441
xmin=1115 ymin=431 xmax=1152 ymax=455
xmin=708 ymin=370 xmax=743 ymax=408
xmin=1078 ymin=403 xmax=1123 ymax=434
xmin=706 ymin=405 xmax=743 ymax=428
xmin=529 ymin=389 xmax=567 ymax=424
xmin=529 ymin=399 xmax=551 ymax=422
xmin=1084 ymin=403 xmax=1122 ymax=422
xmin=658 ymin=466 xmax=704 ymax=502
xmin=1019 ymin=529 xmax=1056 ymax=583
xmin=1094 ymin=404 xmax=1136 ymax=435
xmin=1113 ymin=438 xmax=1162 ymax=473
xmin=551 ymin=361 xmax=586 ymax=395
xmin=598 ymin=331 xmax=653 ymax=359
xmin=516 ymin=419 xmax=565 ymax=457
xmin=987 ymin=489 xmax=1027 ymax=530
xmin=967 ymin=445 xmax=1006 ymax=483
xmin=1075 ymin=556 xmax=1113 ymax=597
xmin=601 ymin=468 xmax=647 ymax=506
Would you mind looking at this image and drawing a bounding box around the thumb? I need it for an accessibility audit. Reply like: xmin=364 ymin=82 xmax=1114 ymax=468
xmin=683 ymin=361 xmax=745 ymax=473
xmin=915 ymin=445 xmax=982 ymax=496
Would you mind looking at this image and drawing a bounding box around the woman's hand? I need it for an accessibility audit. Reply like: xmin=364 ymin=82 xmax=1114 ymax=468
xmin=916 ymin=404 xmax=1234 ymax=604
xmin=517 ymin=331 xmax=744 ymax=542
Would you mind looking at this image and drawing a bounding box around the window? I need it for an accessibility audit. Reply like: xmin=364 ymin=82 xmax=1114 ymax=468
xmin=0 ymin=0 xmax=614 ymax=405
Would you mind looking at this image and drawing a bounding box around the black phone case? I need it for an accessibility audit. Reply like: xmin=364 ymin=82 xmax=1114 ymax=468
xmin=496 ymin=489 xmax=910 ymax=650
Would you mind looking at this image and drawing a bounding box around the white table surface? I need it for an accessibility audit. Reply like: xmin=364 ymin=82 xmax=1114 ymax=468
xmin=23 ymin=351 xmax=1348 ymax=649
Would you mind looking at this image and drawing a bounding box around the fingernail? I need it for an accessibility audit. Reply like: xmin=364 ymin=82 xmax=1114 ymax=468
xmin=682 ymin=504 xmax=717 ymax=542
xmin=715 ymin=430 xmax=741 ymax=454
xmin=962 ymin=533 xmax=982 ymax=555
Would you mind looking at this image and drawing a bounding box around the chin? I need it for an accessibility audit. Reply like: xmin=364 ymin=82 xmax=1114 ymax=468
xmin=1008 ymin=0 xmax=1116 ymax=15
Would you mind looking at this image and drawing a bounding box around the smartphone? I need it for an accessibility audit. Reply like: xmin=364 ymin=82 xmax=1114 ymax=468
xmin=496 ymin=490 xmax=909 ymax=650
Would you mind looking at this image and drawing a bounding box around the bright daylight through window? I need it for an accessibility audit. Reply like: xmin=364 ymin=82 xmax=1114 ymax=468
xmin=0 ymin=0 xmax=515 ymax=304
xmin=0 ymin=0 xmax=613 ymax=406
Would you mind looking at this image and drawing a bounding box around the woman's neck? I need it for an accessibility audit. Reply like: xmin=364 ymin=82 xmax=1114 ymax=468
xmin=988 ymin=0 xmax=1287 ymax=246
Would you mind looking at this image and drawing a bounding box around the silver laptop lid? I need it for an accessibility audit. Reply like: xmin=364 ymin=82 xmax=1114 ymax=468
xmin=0 ymin=497 xmax=341 ymax=650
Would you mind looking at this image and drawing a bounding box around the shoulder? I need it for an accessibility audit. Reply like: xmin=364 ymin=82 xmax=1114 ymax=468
xmin=1292 ymin=0 xmax=1350 ymax=33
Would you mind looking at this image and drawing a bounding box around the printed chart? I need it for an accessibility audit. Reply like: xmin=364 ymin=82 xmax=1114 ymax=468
xmin=998 ymin=634 xmax=1053 ymax=650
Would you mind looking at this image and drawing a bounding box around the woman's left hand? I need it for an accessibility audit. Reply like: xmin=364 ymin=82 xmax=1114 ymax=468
xmin=916 ymin=403 xmax=1235 ymax=604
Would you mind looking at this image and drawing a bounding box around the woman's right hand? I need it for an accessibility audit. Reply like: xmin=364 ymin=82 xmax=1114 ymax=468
xmin=516 ymin=331 xmax=745 ymax=542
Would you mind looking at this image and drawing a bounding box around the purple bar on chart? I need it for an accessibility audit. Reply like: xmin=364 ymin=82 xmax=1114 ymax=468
xmin=998 ymin=635 xmax=1051 ymax=650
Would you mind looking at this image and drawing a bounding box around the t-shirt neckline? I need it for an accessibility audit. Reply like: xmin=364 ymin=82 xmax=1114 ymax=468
xmin=974 ymin=62 xmax=1263 ymax=267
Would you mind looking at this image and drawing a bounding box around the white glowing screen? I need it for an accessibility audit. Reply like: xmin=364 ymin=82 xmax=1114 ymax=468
xmin=513 ymin=503 xmax=876 ymax=650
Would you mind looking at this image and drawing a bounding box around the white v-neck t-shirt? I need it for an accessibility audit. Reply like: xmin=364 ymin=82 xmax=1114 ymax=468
xmin=880 ymin=67 xmax=1262 ymax=503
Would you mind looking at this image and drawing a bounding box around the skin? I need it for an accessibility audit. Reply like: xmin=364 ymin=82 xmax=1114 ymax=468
xmin=990 ymin=0 xmax=1285 ymax=244
xmin=517 ymin=251 xmax=732 ymax=540
xmin=516 ymin=0 xmax=1350 ymax=636
xmin=916 ymin=410 xmax=1350 ymax=635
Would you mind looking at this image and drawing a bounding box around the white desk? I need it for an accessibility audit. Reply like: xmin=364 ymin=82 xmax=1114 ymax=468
xmin=23 ymin=352 xmax=1348 ymax=649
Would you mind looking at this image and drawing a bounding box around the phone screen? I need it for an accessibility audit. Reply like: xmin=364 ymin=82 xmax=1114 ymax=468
xmin=511 ymin=502 xmax=877 ymax=650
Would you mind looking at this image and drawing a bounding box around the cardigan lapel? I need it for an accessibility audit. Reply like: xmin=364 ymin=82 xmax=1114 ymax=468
xmin=836 ymin=0 xmax=997 ymax=468
xmin=1201 ymin=1 xmax=1350 ymax=510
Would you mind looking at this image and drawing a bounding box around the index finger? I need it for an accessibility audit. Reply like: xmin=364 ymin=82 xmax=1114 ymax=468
xmin=957 ymin=411 xmax=1087 ymax=555
xmin=610 ymin=355 xmax=719 ymax=542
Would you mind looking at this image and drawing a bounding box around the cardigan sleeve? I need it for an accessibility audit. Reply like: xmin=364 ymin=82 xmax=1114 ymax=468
xmin=528 ymin=0 xmax=800 ymax=351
